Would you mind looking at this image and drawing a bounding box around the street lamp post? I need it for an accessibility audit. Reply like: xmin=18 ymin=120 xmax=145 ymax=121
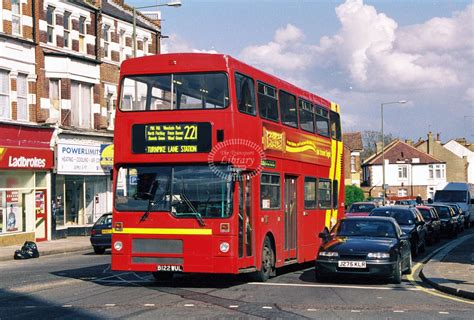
xmin=132 ymin=0 xmax=182 ymax=57
xmin=381 ymin=100 xmax=407 ymax=205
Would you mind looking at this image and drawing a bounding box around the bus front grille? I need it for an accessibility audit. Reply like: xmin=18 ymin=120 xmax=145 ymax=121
xmin=132 ymin=239 xmax=183 ymax=254
xmin=132 ymin=257 xmax=183 ymax=264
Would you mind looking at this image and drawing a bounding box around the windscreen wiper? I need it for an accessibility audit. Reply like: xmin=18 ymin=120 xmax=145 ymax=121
xmin=180 ymin=192 xmax=205 ymax=226
xmin=140 ymin=180 xmax=159 ymax=223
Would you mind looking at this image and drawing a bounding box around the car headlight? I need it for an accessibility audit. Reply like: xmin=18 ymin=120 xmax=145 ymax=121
xmin=114 ymin=241 xmax=123 ymax=251
xmin=319 ymin=251 xmax=338 ymax=257
xmin=367 ymin=252 xmax=390 ymax=259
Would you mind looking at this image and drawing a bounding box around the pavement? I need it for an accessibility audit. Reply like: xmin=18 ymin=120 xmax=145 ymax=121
xmin=420 ymin=233 xmax=474 ymax=300
xmin=0 ymin=233 xmax=473 ymax=301
xmin=0 ymin=236 xmax=92 ymax=262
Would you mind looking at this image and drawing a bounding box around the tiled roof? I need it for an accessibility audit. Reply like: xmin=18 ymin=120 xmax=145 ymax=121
xmin=102 ymin=0 xmax=160 ymax=32
xmin=363 ymin=139 xmax=444 ymax=165
xmin=343 ymin=132 xmax=363 ymax=151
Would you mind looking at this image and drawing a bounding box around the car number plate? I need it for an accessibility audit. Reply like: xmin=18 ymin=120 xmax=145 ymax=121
xmin=157 ymin=265 xmax=183 ymax=272
xmin=101 ymin=229 xmax=112 ymax=234
xmin=338 ymin=261 xmax=366 ymax=268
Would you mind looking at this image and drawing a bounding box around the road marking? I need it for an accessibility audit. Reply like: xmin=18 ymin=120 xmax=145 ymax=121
xmin=307 ymin=308 xmax=318 ymax=311
xmin=249 ymin=282 xmax=419 ymax=291
xmin=25 ymin=306 xmax=36 ymax=309
xmin=393 ymin=310 xmax=405 ymax=313
xmin=144 ymin=304 xmax=155 ymax=307
xmin=262 ymin=306 xmax=272 ymax=309
xmin=11 ymin=279 xmax=83 ymax=293
xmin=229 ymin=305 xmax=239 ymax=308
xmin=105 ymin=304 xmax=115 ymax=307
xmin=439 ymin=311 xmax=449 ymax=314
xmin=407 ymin=262 xmax=474 ymax=305
xmin=62 ymin=305 xmax=72 ymax=308
xmin=350 ymin=310 xmax=360 ymax=313
xmin=184 ymin=304 xmax=194 ymax=307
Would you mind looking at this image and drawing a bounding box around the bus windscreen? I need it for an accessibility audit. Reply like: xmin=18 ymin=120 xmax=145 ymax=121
xmin=120 ymin=72 xmax=229 ymax=111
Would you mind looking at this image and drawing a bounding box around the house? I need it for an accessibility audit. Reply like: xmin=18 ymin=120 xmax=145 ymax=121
xmin=362 ymin=139 xmax=446 ymax=200
xmin=415 ymin=132 xmax=469 ymax=183
xmin=0 ymin=0 xmax=162 ymax=245
xmin=442 ymin=139 xmax=474 ymax=183
xmin=343 ymin=132 xmax=363 ymax=187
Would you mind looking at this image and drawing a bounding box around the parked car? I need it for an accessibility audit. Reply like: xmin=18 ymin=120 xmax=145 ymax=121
xmin=394 ymin=199 xmax=417 ymax=206
xmin=90 ymin=213 xmax=112 ymax=254
xmin=416 ymin=205 xmax=441 ymax=244
xmin=443 ymin=203 xmax=465 ymax=233
xmin=345 ymin=202 xmax=377 ymax=217
xmin=315 ymin=217 xmax=412 ymax=284
xmin=429 ymin=204 xmax=457 ymax=238
xmin=370 ymin=206 xmax=427 ymax=257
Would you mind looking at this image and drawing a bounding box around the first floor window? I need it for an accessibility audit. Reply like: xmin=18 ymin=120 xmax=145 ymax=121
xmin=398 ymin=189 xmax=408 ymax=197
xmin=71 ymin=81 xmax=92 ymax=128
xmin=0 ymin=70 xmax=10 ymax=118
xmin=16 ymin=74 xmax=28 ymax=121
xmin=398 ymin=165 xmax=408 ymax=179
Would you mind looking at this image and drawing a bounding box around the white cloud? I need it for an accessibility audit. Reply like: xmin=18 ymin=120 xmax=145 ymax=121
xmin=161 ymin=34 xmax=218 ymax=54
xmin=239 ymin=24 xmax=312 ymax=74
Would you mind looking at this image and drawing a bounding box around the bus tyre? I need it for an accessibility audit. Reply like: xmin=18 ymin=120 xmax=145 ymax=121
xmin=93 ymin=247 xmax=105 ymax=254
xmin=152 ymin=272 xmax=174 ymax=281
xmin=253 ymin=237 xmax=275 ymax=282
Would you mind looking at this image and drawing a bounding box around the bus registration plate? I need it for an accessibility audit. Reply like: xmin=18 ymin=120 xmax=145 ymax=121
xmin=157 ymin=265 xmax=183 ymax=272
xmin=338 ymin=261 xmax=366 ymax=268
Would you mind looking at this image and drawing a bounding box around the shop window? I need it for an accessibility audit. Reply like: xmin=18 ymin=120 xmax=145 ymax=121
xmin=260 ymin=173 xmax=280 ymax=209
xmin=304 ymin=177 xmax=317 ymax=209
xmin=35 ymin=172 xmax=47 ymax=188
xmin=0 ymin=171 xmax=34 ymax=189
xmin=55 ymin=175 xmax=65 ymax=227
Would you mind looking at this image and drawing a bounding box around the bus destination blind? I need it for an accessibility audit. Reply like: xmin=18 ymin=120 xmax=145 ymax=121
xmin=132 ymin=122 xmax=212 ymax=154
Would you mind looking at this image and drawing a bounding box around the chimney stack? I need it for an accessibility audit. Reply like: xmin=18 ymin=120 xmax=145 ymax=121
xmin=427 ymin=132 xmax=434 ymax=155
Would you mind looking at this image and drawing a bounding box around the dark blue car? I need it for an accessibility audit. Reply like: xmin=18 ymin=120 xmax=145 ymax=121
xmin=90 ymin=213 xmax=112 ymax=254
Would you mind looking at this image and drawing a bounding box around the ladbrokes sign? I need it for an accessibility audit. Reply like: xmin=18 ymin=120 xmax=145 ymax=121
xmin=0 ymin=147 xmax=53 ymax=170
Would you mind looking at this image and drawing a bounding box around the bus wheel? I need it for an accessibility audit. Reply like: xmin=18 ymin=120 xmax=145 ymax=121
xmin=253 ymin=237 xmax=275 ymax=282
xmin=152 ymin=272 xmax=174 ymax=281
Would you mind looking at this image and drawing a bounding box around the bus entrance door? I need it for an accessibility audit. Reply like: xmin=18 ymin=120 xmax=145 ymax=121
xmin=284 ymin=176 xmax=297 ymax=261
xmin=237 ymin=176 xmax=255 ymax=269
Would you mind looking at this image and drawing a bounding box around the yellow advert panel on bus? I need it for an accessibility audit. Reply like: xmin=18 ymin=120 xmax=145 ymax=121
xmin=131 ymin=122 xmax=212 ymax=154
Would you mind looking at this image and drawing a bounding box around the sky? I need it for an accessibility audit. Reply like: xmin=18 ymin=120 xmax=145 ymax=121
xmin=128 ymin=0 xmax=474 ymax=142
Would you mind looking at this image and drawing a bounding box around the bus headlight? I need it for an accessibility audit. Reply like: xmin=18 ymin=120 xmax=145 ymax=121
xmin=219 ymin=242 xmax=230 ymax=253
xmin=114 ymin=241 xmax=123 ymax=251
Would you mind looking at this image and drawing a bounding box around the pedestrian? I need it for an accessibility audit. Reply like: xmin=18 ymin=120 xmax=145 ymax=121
xmin=416 ymin=194 xmax=423 ymax=205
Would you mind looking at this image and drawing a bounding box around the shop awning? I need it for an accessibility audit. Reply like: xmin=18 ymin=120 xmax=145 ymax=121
xmin=0 ymin=123 xmax=54 ymax=170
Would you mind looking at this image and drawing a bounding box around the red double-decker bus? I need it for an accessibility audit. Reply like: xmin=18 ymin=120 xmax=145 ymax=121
xmin=111 ymin=53 xmax=344 ymax=281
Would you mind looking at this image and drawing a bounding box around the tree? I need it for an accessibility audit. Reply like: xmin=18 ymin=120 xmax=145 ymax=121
xmin=361 ymin=130 xmax=394 ymax=161
xmin=345 ymin=185 xmax=365 ymax=207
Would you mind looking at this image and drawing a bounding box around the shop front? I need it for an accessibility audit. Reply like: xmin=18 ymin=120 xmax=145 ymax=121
xmin=0 ymin=124 xmax=54 ymax=246
xmin=54 ymin=134 xmax=113 ymax=237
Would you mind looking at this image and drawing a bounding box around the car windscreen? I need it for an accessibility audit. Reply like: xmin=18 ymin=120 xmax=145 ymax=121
xmin=432 ymin=206 xmax=451 ymax=219
xmin=370 ymin=209 xmax=415 ymax=225
xmin=348 ymin=203 xmax=375 ymax=213
xmin=417 ymin=208 xmax=431 ymax=220
xmin=115 ymin=165 xmax=233 ymax=218
xmin=120 ymin=72 xmax=229 ymax=111
xmin=434 ymin=190 xmax=467 ymax=203
xmin=333 ymin=219 xmax=396 ymax=238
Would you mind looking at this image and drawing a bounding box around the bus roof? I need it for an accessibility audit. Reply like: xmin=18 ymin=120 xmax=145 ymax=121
xmin=120 ymin=53 xmax=333 ymax=109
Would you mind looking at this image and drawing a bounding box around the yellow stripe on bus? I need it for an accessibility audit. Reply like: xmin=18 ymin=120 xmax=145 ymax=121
xmin=114 ymin=228 xmax=213 ymax=235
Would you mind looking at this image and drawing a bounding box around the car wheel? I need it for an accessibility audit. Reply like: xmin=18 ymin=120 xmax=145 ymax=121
xmin=392 ymin=259 xmax=402 ymax=284
xmin=93 ymin=246 xmax=105 ymax=254
xmin=253 ymin=237 xmax=275 ymax=282
xmin=403 ymin=252 xmax=413 ymax=275
xmin=152 ymin=272 xmax=174 ymax=281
